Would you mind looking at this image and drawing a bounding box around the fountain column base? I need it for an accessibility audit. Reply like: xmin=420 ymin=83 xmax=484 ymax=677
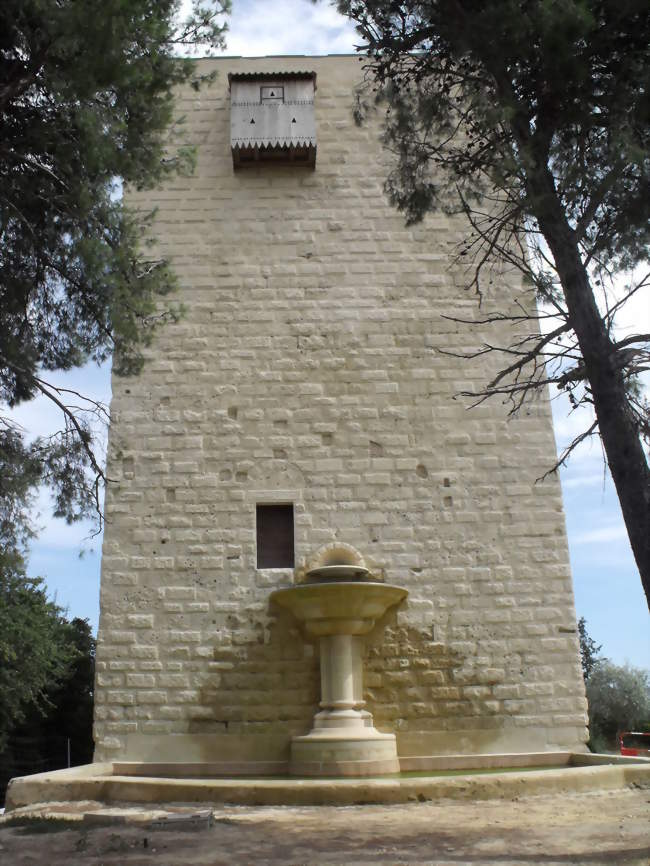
xmin=290 ymin=632 xmax=400 ymax=775
xmin=290 ymin=730 xmax=400 ymax=777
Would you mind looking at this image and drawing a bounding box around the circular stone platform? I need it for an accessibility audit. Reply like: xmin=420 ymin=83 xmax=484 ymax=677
xmin=5 ymin=755 xmax=650 ymax=810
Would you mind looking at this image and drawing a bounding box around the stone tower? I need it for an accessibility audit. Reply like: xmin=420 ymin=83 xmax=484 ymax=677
xmin=94 ymin=55 xmax=588 ymax=767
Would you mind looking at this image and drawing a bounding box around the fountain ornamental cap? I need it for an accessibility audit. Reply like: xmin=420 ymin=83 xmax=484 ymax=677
xmin=303 ymin=542 xmax=374 ymax=583
xmin=305 ymin=564 xmax=370 ymax=582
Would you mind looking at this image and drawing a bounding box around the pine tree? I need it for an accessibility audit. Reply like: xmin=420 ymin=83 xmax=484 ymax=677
xmin=338 ymin=0 xmax=650 ymax=607
xmin=577 ymin=617 xmax=603 ymax=681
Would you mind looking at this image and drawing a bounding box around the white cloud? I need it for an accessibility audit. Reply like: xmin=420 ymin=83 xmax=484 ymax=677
xmin=550 ymin=391 xmax=602 ymax=467
xmin=32 ymin=519 xmax=100 ymax=553
xmin=28 ymin=488 xmax=101 ymax=552
xmin=9 ymin=362 xmax=112 ymax=444
xmin=572 ymin=524 xmax=629 ymax=545
xmin=178 ymin=0 xmax=358 ymax=58
xmin=560 ymin=472 xmax=607 ymax=491
xmin=596 ymin=265 xmax=650 ymax=338
xmin=226 ymin=1 xmax=357 ymax=56
xmin=6 ymin=363 xmax=110 ymax=564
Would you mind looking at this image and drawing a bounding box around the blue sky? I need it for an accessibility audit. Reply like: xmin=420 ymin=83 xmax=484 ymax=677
xmin=14 ymin=1 xmax=650 ymax=669
xmin=551 ymin=394 xmax=649 ymax=666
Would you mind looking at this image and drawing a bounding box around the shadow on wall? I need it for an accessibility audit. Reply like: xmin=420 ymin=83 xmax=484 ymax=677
xmin=192 ymin=606 xmax=320 ymax=752
xmin=364 ymin=611 xmax=507 ymax=741
xmin=194 ymin=602 xmax=482 ymax=757
xmin=181 ymin=590 xmax=518 ymax=761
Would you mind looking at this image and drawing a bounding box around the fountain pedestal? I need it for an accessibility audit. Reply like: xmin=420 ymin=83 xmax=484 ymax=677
xmin=271 ymin=576 xmax=407 ymax=776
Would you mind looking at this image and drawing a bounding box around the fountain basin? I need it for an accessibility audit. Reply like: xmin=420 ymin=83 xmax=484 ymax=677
xmin=6 ymin=753 xmax=650 ymax=810
xmin=271 ymin=581 xmax=407 ymax=636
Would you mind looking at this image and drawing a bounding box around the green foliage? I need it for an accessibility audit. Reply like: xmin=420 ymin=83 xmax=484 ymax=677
xmin=0 ymin=576 xmax=95 ymax=804
xmin=0 ymin=0 xmax=229 ymax=531
xmin=339 ymin=0 xmax=650 ymax=272
xmin=577 ymin=616 xmax=604 ymax=681
xmin=0 ymin=550 xmax=74 ymax=751
xmin=586 ymin=661 xmax=650 ymax=750
xmin=0 ymin=428 xmax=42 ymax=549
xmin=43 ymin=616 xmax=96 ymax=760
xmin=341 ymin=0 xmax=650 ymax=288
xmin=0 ymin=0 xmax=222 ymax=793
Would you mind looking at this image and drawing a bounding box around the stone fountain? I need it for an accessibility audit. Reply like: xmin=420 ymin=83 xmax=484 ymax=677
xmin=271 ymin=554 xmax=408 ymax=776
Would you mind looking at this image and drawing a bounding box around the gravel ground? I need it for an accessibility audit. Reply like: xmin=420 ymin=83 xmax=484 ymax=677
xmin=0 ymin=786 xmax=648 ymax=865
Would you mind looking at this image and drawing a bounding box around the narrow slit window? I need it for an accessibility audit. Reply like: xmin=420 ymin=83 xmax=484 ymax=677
xmin=256 ymin=504 xmax=294 ymax=568
xmin=260 ymin=85 xmax=284 ymax=103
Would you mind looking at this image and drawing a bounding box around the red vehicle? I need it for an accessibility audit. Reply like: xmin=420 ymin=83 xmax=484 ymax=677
xmin=619 ymin=731 xmax=650 ymax=758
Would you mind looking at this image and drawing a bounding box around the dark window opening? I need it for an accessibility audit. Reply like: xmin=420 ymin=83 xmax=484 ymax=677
xmin=256 ymin=504 xmax=294 ymax=568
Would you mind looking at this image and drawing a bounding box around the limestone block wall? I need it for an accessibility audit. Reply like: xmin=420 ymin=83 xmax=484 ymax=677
xmin=94 ymin=55 xmax=588 ymax=763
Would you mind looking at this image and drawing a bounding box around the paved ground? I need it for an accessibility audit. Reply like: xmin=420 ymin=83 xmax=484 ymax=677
xmin=0 ymin=786 xmax=648 ymax=865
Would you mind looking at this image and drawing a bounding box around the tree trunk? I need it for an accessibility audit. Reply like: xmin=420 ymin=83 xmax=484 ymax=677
xmin=529 ymin=167 xmax=650 ymax=611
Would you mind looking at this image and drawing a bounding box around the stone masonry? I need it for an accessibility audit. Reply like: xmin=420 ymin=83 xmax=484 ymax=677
xmin=94 ymin=55 xmax=588 ymax=764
